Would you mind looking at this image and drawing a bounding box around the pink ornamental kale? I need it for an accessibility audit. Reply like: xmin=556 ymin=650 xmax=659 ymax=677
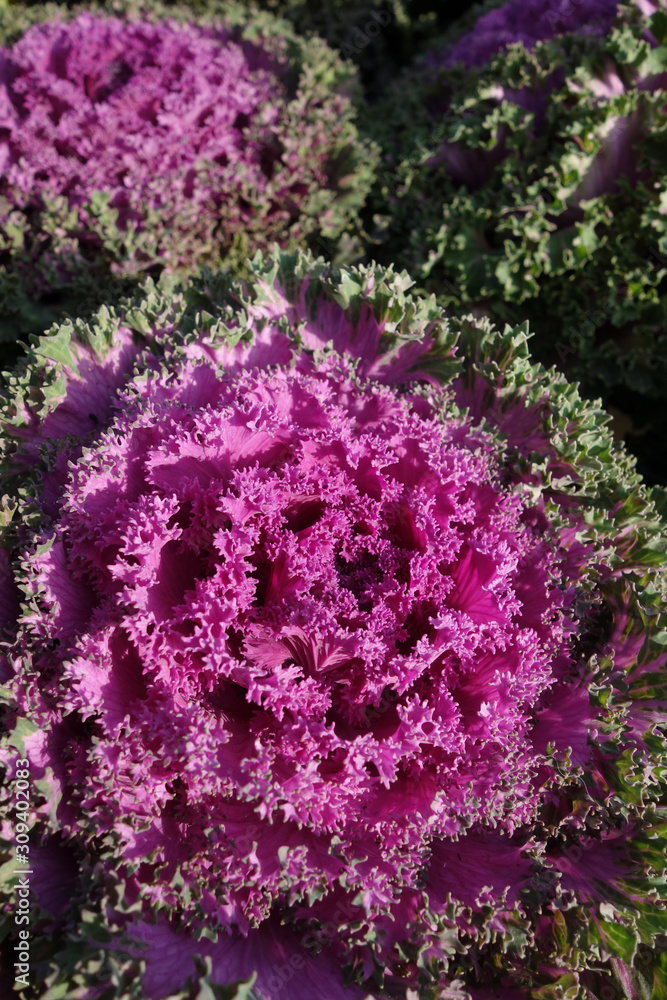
xmin=1 ymin=253 xmax=666 ymax=1000
xmin=0 ymin=9 xmax=374 ymax=346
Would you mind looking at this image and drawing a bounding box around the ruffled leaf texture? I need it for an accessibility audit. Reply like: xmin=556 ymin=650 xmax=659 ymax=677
xmin=370 ymin=0 xmax=667 ymax=462
xmin=0 ymin=250 xmax=666 ymax=1000
xmin=0 ymin=5 xmax=376 ymax=348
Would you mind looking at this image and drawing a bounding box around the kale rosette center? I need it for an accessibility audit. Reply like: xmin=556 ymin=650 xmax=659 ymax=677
xmin=22 ymin=355 xmax=571 ymax=937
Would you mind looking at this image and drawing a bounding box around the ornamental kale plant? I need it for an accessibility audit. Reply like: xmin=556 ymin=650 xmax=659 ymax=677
xmin=0 ymin=4 xmax=376 ymax=355
xmin=370 ymin=0 xmax=667 ymax=481
xmin=0 ymin=250 xmax=666 ymax=998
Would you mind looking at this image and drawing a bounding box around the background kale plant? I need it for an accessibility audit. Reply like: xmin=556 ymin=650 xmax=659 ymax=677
xmin=0 ymin=0 xmax=378 ymax=362
xmin=369 ymin=0 xmax=667 ymax=483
